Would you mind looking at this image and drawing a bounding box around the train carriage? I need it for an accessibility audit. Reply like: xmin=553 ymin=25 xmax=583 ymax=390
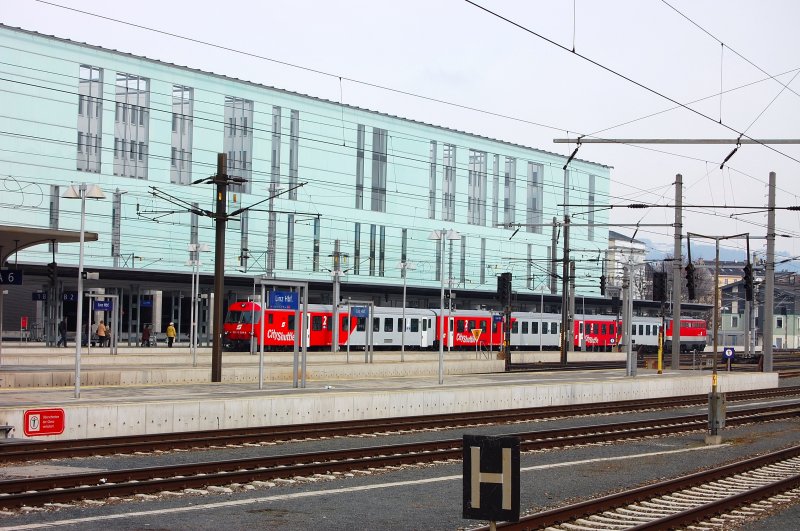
xmin=510 ymin=312 xmax=561 ymax=350
xmin=224 ymin=300 xmax=707 ymax=355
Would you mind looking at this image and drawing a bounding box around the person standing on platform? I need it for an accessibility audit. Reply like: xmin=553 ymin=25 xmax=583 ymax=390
xmin=166 ymin=322 xmax=176 ymax=347
xmin=57 ymin=317 xmax=68 ymax=347
xmin=96 ymin=320 xmax=107 ymax=347
xmin=141 ymin=324 xmax=151 ymax=347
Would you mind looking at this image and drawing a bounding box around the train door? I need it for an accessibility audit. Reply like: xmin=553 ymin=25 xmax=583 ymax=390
xmin=574 ymin=320 xmax=583 ymax=351
xmin=419 ymin=317 xmax=430 ymax=348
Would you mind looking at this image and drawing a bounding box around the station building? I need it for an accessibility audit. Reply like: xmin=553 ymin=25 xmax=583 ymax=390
xmin=0 ymin=24 xmax=612 ymax=342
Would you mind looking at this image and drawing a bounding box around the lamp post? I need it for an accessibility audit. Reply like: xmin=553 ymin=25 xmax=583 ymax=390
xmin=428 ymin=228 xmax=460 ymax=385
xmin=397 ymin=259 xmax=416 ymax=361
xmin=63 ymin=183 xmax=105 ymax=399
xmin=187 ymin=243 xmax=209 ymax=367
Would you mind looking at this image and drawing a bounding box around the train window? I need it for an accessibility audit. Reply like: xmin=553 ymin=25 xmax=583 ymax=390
xmin=631 ymin=325 xmax=636 ymax=335
xmin=552 ymin=322 xmax=559 ymax=333
xmin=457 ymin=320 xmax=466 ymax=333
xmin=341 ymin=316 xmax=349 ymax=331
xmin=532 ymin=321 xmax=538 ymax=334
xmin=268 ymin=313 xmax=274 ymax=325
xmin=542 ymin=322 xmax=548 ymax=334
xmin=288 ymin=315 xmax=295 ymax=331
xmin=410 ymin=319 xmax=419 ymax=332
xmin=512 ymin=321 xmax=519 ymax=333
xmin=398 ymin=318 xmax=403 ymax=331
xmin=468 ymin=320 xmax=476 ymax=330
xmin=312 ymin=316 xmax=323 ymax=331
xmin=609 ymin=324 xmax=615 ymax=335
xmin=373 ymin=318 xmax=380 ymax=332
xmin=601 ymin=324 xmax=606 ymax=335
xmin=592 ymin=323 xmax=598 ymax=334
xmin=522 ymin=322 xmax=528 ymax=334
xmin=645 ymin=325 xmax=651 ymax=335
xmin=480 ymin=321 xmax=487 ymax=333
xmin=639 ymin=324 xmax=644 ymax=336
xmin=579 ymin=323 xmax=584 ymax=334
xmin=385 ymin=319 xmax=394 ymax=332
xmin=422 ymin=319 xmax=427 ymax=331
xmin=357 ymin=317 xmax=366 ymax=332
xmin=449 ymin=319 xmax=454 ymax=331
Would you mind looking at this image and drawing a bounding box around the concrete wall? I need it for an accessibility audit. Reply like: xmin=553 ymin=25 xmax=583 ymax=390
xmin=0 ymin=371 xmax=778 ymax=440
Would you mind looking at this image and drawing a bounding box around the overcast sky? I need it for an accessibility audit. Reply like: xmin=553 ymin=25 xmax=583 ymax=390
xmin=6 ymin=0 xmax=800 ymax=261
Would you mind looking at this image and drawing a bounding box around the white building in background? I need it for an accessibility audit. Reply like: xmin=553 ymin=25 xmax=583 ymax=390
xmin=605 ymin=230 xmax=647 ymax=300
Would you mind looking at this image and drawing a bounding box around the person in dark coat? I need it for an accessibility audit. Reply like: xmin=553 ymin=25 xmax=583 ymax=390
xmin=141 ymin=325 xmax=151 ymax=347
xmin=57 ymin=317 xmax=68 ymax=347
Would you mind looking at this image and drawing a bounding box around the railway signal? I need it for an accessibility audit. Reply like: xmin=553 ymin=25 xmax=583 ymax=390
xmin=743 ymin=262 xmax=754 ymax=301
xmin=497 ymin=272 xmax=512 ymax=307
xmin=652 ymin=272 xmax=667 ymax=303
xmin=47 ymin=262 xmax=57 ymax=284
xmin=600 ymin=275 xmax=606 ymax=296
xmin=685 ymin=263 xmax=696 ymax=301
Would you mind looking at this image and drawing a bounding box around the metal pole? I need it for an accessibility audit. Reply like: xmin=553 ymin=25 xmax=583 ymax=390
xmin=74 ymin=186 xmax=86 ymax=399
xmin=550 ymin=217 xmax=558 ymax=294
xmin=301 ymin=283 xmax=308 ymax=388
xmin=0 ymin=289 xmax=4 ymax=364
xmin=439 ymin=230 xmax=445 ymax=385
xmin=764 ymin=171 xmax=776 ymax=372
xmin=628 ymin=263 xmax=636 ymax=376
xmin=569 ymin=260 xmax=576 ymax=352
xmin=190 ymin=261 xmax=196 ymax=366
xmin=346 ymin=298 xmax=350 ymax=364
xmin=258 ymin=282 xmax=265 ymax=390
xmin=560 ymin=216 xmax=570 ymax=364
xmin=194 ymin=264 xmax=200 ymax=356
xmin=211 ymin=153 xmax=227 ymax=382
xmin=293 ymin=290 xmax=299 ymax=388
xmin=713 ymin=240 xmax=720 ymax=375
xmin=623 ymin=265 xmax=632 ymax=376
xmin=539 ymin=292 xmax=544 ymax=351
xmin=331 ymin=239 xmax=340 ymax=355
xmin=671 ymin=174 xmax=682 ymax=370
xmin=401 ymin=260 xmax=406 ymax=361
xmin=447 ymin=237 xmax=454 ymax=355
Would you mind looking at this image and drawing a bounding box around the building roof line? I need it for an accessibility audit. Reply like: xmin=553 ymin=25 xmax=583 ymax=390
xmin=0 ymin=24 xmax=613 ymax=170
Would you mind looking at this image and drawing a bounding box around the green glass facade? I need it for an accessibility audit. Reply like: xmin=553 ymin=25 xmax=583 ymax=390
xmin=0 ymin=24 xmax=611 ymax=296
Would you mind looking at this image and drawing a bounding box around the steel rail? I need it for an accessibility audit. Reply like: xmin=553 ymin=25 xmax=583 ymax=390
xmin=481 ymin=446 xmax=800 ymax=530
xmin=1 ymin=403 xmax=798 ymax=509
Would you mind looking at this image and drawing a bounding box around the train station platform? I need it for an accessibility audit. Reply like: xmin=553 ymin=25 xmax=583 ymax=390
xmin=0 ymin=344 xmax=779 ymax=441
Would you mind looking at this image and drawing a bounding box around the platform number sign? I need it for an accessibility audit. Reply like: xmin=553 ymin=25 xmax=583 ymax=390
xmin=0 ymin=269 xmax=23 ymax=285
xmin=463 ymin=434 xmax=520 ymax=523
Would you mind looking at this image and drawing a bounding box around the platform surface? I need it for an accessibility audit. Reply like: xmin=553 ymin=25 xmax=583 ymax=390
xmin=0 ymin=344 xmax=779 ymax=441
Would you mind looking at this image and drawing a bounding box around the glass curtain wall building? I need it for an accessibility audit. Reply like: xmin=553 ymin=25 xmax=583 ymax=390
xmin=0 ymin=25 xmax=611 ymax=300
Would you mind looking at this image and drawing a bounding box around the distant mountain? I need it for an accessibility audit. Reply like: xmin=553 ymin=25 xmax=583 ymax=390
xmin=641 ymin=238 xmax=800 ymax=272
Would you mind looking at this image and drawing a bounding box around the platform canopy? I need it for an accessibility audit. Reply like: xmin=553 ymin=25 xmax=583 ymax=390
xmin=0 ymin=225 xmax=98 ymax=265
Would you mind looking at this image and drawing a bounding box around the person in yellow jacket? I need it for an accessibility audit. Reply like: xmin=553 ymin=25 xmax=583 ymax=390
xmin=96 ymin=320 xmax=107 ymax=347
xmin=166 ymin=322 xmax=177 ymax=347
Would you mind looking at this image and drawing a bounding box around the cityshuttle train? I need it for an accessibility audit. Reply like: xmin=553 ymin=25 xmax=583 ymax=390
xmin=223 ymin=301 xmax=707 ymax=353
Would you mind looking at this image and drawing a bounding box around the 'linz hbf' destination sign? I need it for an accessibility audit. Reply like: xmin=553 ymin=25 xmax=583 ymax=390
xmin=269 ymin=290 xmax=298 ymax=310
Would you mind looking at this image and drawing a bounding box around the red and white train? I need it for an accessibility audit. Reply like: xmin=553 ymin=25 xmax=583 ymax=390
xmin=223 ymin=301 xmax=707 ymax=353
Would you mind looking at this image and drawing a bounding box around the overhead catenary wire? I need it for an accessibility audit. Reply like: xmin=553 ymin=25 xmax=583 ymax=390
xmin=3 ymin=7 xmax=796 ymax=264
xmin=463 ymin=0 xmax=800 ymax=166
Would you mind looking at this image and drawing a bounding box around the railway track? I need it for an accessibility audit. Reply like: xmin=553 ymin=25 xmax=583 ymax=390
xmin=484 ymin=444 xmax=800 ymax=530
xmin=4 ymin=386 xmax=800 ymax=463
xmin=1 ymin=402 xmax=798 ymax=510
